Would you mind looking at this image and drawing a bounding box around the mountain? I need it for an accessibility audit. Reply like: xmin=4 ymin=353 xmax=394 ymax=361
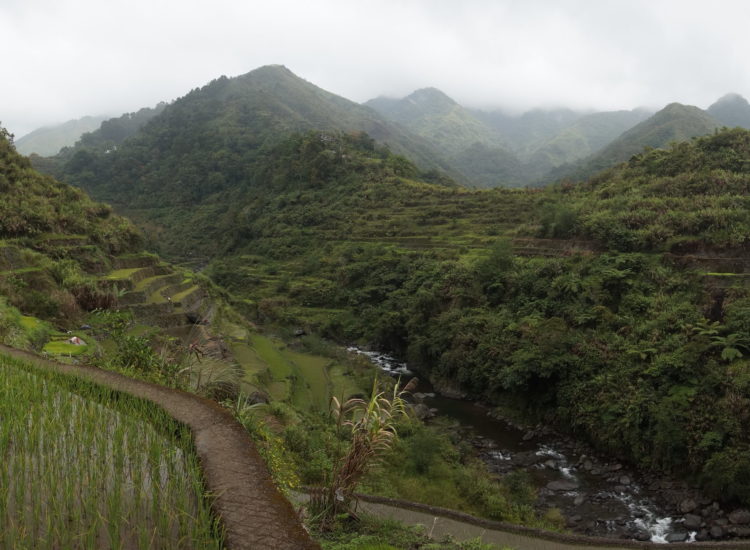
xmin=15 ymin=115 xmax=108 ymax=156
xmin=72 ymin=103 xmax=167 ymax=151
xmin=365 ymin=88 xmax=507 ymax=154
xmin=48 ymin=66 xmax=471 ymax=258
xmin=557 ymin=103 xmax=722 ymax=181
xmin=471 ymin=107 xmax=584 ymax=156
xmin=523 ymin=109 xmax=652 ymax=180
xmin=366 ymin=88 xmax=526 ymax=187
xmin=50 ymin=65 xmax=458 ymax=200
xmin=367 ymin=90 xmax=649 ymax=186
xmin=707 ymin=93 xmax=750 ymax=129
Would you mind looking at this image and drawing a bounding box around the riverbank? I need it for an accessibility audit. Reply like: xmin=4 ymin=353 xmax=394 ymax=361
xmin=348 ymin=347 xmax=750 ymax=544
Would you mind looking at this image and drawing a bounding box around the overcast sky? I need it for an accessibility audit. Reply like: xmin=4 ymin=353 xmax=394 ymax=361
xmin=3 ymin=0 xmax=750 ymax=137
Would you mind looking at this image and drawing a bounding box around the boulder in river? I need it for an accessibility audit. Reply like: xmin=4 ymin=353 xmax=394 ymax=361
xmin=666 ymin=532 xmax=688 ymax=543
xmin=680 ymin=498 xmax=697 ymax=513
xmin=710 ymin=525 xmax=725 ymax=539
xmin=729 ymin=509 xmax=750 ymax=525
xmin=684 ymin=513 xmax=702 ymax=530
xmin=411 ymin=403 xmax=434 ymax=420
xmin=634 ymin=531 xmax=651 ymax=541
xmin=546 ymin=480 xmax=580 ymax=491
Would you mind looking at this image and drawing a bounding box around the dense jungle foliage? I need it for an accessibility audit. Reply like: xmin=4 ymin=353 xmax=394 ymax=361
xmin=204 ymin=128 xmax=750 ymax=506
xmin=0 ymin=127 xmax=142 ymax=328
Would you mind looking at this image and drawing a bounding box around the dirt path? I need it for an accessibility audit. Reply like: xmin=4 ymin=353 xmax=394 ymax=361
xmin=348 ymin=494 xmax=750 ymax=550
xmin=0 ymin=344 xmax=320 ymax=550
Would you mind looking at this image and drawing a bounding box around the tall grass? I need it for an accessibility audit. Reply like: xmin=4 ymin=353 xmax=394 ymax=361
xmin=0 ymin=354 xmax=224 ymax=549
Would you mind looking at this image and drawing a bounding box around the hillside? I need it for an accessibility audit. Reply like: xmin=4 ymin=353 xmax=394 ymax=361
xmin=15 ymin=115 xmax=108 ymax=156
xmin=48 ymin=65 xmax=460 ymax=209
xmin=0 ymin=126 xmax=142 ymax=335
xmin=527 ymin=108 xmax=652 ymax=179
xmin=200 ymin=127 xmax=750 ymax=511
xmin=556 ymin=102 xmax=722 ymax=181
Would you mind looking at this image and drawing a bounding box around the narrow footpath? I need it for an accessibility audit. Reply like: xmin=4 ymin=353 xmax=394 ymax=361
xmin=350 ymin=494 xmax=750 ymax=550
xmin=0 ymin=344 xmax=320 ymax=550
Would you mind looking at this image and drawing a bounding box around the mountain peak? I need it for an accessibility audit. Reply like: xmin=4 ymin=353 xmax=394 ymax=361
xmin=405 ymin=87 xmax=457 ymax=107
xmin=707 ymin=93 xmax=750 ymax=129
xmin=711 ymin=92 xmax=749 ymax=105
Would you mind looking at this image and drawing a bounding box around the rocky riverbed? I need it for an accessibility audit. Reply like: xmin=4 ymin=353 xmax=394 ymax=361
xmin=348 ymin=347 xmax=750 ymax=543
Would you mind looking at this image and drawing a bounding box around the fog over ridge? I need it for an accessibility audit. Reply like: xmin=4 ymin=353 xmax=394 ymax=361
xmin=3 ymin=0 xmax=750 ymax=137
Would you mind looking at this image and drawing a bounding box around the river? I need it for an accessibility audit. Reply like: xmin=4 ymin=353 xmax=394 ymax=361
xmin=348 ymin=347 xmax=702 ymax=544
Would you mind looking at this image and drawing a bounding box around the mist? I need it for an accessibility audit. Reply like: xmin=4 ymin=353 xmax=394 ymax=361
xmin=3 ymin=0 xmax=750 ymax=137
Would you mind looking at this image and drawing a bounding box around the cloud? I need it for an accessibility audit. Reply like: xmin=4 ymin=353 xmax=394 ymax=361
xmin=3 ymin=0 xmax=750 ymax=137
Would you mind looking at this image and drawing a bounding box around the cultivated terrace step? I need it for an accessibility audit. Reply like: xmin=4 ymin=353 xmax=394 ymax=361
xmin=152 ymin=281 xmax=194 ymax=304
xmin=112 ymin=253 xmax=161 ymax=269
xmin=135 ymin=273 xmax=183 ymax=295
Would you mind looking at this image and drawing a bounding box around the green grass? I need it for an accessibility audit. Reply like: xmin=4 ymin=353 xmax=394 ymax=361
xmin=19 ymin=315 xmax=42 ymax=331
xmin=103 ymin=267 xmax=142 ymax=280
xmin=172 ymin=285 xmax=200 ymax=303
xmin=236 ymin=333 xmax=344 ymax=411
xmin=42 ymin=340 xmax=89 ymax=356
xmin=0 ymin=352 xmax=223 ymax=549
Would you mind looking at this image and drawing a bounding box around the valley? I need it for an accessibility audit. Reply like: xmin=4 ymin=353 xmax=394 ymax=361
xmin=6 ymin=62 xmax=750 ymax=550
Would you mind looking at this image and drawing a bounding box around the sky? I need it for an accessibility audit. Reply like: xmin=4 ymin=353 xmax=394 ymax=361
xmin=3 ymin=0 xmax=750 ymax=138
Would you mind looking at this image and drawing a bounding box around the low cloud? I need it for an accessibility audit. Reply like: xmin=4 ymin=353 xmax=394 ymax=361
xmin=3 ymin=0 xmax=750 ymax=137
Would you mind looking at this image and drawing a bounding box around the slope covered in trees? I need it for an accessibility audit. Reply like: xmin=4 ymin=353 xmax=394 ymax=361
xmin=202 ymin=128 xmax=750 ymax=507
xmin=0 ymin=125 xmax=142 ymax=333
xmin=553 ymin=103 xmax=723 ymax=182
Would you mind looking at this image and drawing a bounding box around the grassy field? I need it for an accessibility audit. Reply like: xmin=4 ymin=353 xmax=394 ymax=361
xmin=0 ymin=353 xmax=223 ymax=549
xmin=232 ymin=332 xmax=363 ymax=411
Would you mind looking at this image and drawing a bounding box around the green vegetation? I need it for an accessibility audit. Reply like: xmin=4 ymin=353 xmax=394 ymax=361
xmin=556 ymin=102 xmax=722 ymax=181
xmin=198 ymin=128 xmax=750 ymax=507
xmin=0 ymin=353 xmax=222 ymax=549
xmin=315 ymin=514 xmax=508 ymax=550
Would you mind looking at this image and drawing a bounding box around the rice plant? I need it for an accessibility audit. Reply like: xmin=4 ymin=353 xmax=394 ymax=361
xmin=0 ymin=354 xmax=224 ymax=549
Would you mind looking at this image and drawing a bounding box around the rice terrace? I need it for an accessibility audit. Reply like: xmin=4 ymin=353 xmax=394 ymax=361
xmin=0 ymin=353 xmax=221 ymax=549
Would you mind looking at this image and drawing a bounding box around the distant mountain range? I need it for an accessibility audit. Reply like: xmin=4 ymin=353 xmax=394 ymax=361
xmin=31 ymin=64 xmax=750 ymax=191
xmin=15 ymin=115 xmax=109 ymax=156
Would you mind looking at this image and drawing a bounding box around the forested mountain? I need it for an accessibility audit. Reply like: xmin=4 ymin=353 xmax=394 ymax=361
xmin=553 ymin=102 xmax=723 ymax=181
xmin=206 ymin=128 xmax=750 ymax=507
xmin=366 ymin=88 xmax=527 ymax=187
xmin=368 ymin=90 xmax=652 ymax=186
xmin=47 ymin=66 xmax=461 ymax=209
xmin=365 ymin=88 xmax=508 ymax=154
xmin=15 ymin=115 xmax=108 ymax=156
xmin=68 ymin=103 xmax=167 ymax=152
xmin=472 ymin=107 xmax=584 ymax=154
xmin=707 ymin=93 xmax=750 ymax=129
xmin=527 ymin=108 xmax=652 ymax=179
